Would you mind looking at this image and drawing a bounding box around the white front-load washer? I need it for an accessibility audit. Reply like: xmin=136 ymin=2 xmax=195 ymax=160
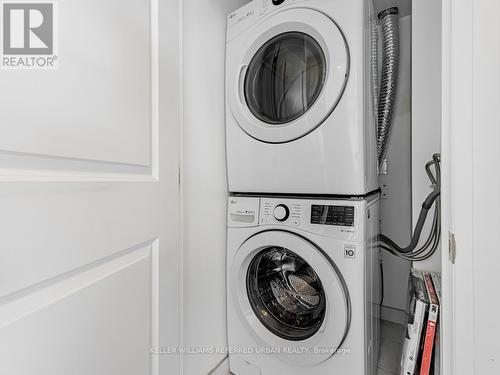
xmin=226 ymin=0 xmax=378 ymax=195
xmin=227 ymin=194 xmax=381 ymax=374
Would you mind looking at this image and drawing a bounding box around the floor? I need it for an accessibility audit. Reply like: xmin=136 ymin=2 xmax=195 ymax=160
xmin=377 ymin=320 xmax=405 ymax=375
xmin=227 ymin=320 xmax=405 ymax=375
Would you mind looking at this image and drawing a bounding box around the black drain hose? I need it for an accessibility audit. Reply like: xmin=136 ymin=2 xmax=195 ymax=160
xmin=380 ymin=190 xmax=440 ymax=254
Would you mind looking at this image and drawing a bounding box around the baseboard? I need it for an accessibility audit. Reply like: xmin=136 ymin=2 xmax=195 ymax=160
xmin=381 ymin=305 xmax=406 ymax=325
xmin=207 ymin=355 xmax=230 ymax=375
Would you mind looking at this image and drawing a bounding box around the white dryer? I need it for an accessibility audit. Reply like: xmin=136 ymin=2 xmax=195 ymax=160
xmin=227 ymin=195 xmax=381 ymax=375
xmin=226 ymin=0 xmax=378 ymax=195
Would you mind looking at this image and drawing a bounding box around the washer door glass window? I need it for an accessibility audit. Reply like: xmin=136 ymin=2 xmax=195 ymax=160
xmin=244 ymin=32 xmax=327 ymax=125
xmin=246 ymin=246 xmax=326 ymax=341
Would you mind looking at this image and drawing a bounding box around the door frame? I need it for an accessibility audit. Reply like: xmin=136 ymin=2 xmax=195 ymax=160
xmin=441 ymin=0 xmax=474 ymax=374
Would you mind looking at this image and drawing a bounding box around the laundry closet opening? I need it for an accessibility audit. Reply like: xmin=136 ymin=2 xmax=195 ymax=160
xmin=183 ymin=0 xmax=443 ymax=374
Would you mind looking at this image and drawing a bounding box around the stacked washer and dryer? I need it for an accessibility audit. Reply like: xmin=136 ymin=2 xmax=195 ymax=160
xmin=225 ymin=0 xmax=382 ymax=374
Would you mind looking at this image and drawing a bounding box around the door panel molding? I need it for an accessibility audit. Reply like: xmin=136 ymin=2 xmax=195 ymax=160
xmin=0 ymin=243 xmax=154 ymax=374
xmin=0 ymin=241 xmax=154 ymax=329
xmin=0 ymin=0 xmax=160 ymax=180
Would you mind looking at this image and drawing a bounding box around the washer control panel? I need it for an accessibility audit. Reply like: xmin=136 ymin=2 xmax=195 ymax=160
xmin=273 ymin=204 xmax=290 ymax=221
xmin=258 ymin=197 xmax=362 ymax=237
xmin=228 ymin=196 xmax=373 ymax=242
xmin=227 ymin=197 xmax=260 ymax=227
xmin=310 ymin=205 xmax=355 ymax=227
xmin=261 ymin=199 xmax=303 ymax=227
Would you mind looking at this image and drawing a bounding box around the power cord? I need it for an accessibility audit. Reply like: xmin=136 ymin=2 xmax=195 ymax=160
xmin=380 ymin=154 xmax=441 ymax=261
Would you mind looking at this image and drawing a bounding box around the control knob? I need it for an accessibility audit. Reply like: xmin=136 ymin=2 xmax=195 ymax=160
xmin=273 ymin=204 xmax=290 ymax=222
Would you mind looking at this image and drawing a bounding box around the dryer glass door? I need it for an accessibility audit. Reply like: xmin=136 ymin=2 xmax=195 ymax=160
xmin=227 ymin=8 xmax=349 ymax=143
xmin=246 ymin=246 xmax=326 ymax=341
xmin=244 ymin=32 xmax=326 ymax=125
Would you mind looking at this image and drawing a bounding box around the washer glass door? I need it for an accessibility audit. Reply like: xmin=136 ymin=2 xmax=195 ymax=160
xmin=244 ymin=32 xmax=326 ymax=125
xmin=246 ymin=246 xmax=326 ymax=341
xmin=231 ymin=230 xmax=350 ymax=365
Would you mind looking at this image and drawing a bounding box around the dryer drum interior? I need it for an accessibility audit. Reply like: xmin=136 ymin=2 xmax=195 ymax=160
xmin=244 ymin=32 xmax=327 ymax=125
xmin=246 ymin=246 xmax=327 ymax=341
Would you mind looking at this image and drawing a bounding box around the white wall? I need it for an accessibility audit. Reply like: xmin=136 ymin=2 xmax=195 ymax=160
xmin=375 ymin=0 xmax=442 ymax=319
xmin=182 ymin=0 xmax=247 ymax=374
xmin=378 ymin=15 xmax=413 ymax=321
xmin=411 ymin=0 xmax=442 ymax=272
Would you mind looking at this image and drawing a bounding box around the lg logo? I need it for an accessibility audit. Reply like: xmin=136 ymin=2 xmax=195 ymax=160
xmin=3 ymin=2 xmax=53 ymax=54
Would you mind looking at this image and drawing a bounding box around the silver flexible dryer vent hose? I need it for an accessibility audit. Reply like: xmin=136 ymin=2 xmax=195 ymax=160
xmin=369 ymin=0 xmax=379 ymax=126
xmin=377 ymin=7 xmax=400 ymax=167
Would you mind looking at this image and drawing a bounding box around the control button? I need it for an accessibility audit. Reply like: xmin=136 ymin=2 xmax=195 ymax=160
xmin=293 ymin=219 xmax=300 ymax=226
xmin=262 ymin=217 xmax=270 ymax=224
xmin=273 ymin=204 xmax=290 ymax=222
xmin=272 ymin=0 xmax=285 ymax=5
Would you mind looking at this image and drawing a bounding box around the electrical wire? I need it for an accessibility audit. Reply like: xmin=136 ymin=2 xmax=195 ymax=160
xmin=380 ymin=154 xmax=441 ymax=261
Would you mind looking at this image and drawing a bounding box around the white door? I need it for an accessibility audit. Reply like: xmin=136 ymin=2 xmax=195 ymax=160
xmin=443 ymin=0 xmax=500 ymax=374
xmin=0 ymin=1 xmax=180 ymax=374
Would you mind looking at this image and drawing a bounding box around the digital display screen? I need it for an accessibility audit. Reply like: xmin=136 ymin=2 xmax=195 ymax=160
xmin=310 ymin=205 xmax=354 ymax=227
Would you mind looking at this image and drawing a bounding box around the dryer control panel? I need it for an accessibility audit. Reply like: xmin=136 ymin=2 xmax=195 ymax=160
xmin=226 ymin=0 xmax=309 ymax=41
